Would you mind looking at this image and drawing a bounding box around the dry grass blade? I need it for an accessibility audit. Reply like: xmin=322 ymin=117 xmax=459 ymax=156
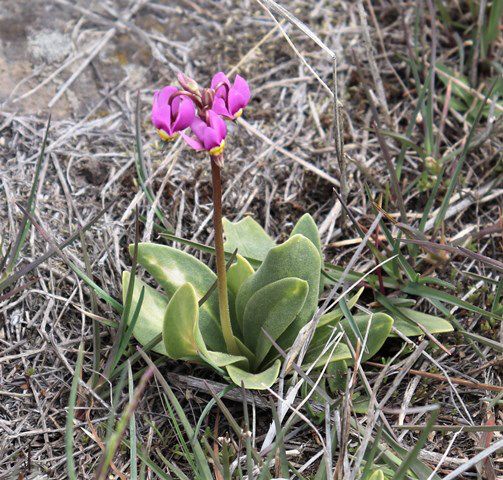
xmin=442 ymin=438 xmax=503 ymax=480
xmin=400 ymin=238 xmax=503 ymax=272
xmin=366 ymin=361 xmax=503 ymax=393
xmin=0 ymin=200 xmax=116 ymax=293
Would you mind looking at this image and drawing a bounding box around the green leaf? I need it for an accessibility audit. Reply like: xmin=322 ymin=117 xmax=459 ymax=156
xmin=242 ymin=277 xmax=309 ymax=367
xmin=234 ymin=336 xmax=258 ymax=365
xmin=236 ymin=235 xmax=321 ymax=350
xmin=353 ymin=395 xmax=371 ymax=414
xmin=163 ymin=283 xmax=201 ymax=361
xmin=436 ymin=64 xmax=472 ymax=104
xmin=391 ymin=307 xmax=453 ymax=337
xmin=226 ymin=359 xmax=281 ymax=390
xmin=317 ymin=287 xmax=365 ymax=328
xmin=403 ymin=283 xmax=499 ymax=320
xmin=223 ymin=217 xmax=275 ymax=262
xmin=367 ymin=470 xmax=385 ymax=480
xmin=122 ymin=271 xmax=168 ymax=355
xmin=462 ymin=331 xmax=503 ymax=353
xmin=132 ymin=243 xmax=225 ymax=350
xmin=227 ymin=254 xmax=254 ymax=297
xmin=327 ymin=360 xmax=348 ymax=392
xmin=291 ymin=213 xmax=324 ymax=293
xmin=378 ymin=130 xmax=426 ymax=157
xmin=340 ymin=312 xmax=394 ymax=364
xmin=304 ymin=340 xmax=351 ymax=368
xmin=203 ymin=350 xmax=249 ymax=370
xmin=291 ymin=213 xmax=322 ymax=259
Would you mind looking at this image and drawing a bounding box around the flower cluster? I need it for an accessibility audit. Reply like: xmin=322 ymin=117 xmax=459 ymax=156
xmin=151 ymin=72 xmax=250 ymax=157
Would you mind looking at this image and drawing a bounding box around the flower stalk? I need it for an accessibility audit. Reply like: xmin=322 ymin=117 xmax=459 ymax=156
xmin=210 ymin=153 xmax=239 ymax=355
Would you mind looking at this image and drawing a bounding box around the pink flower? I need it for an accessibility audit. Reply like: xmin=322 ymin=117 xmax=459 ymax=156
xmin=211 ymin=72 xmax=251 ymax=120
xmin=182 ymin=110 xmax=227 ymax=156
xmin=151 ymin=86 xmax=195 ymax=141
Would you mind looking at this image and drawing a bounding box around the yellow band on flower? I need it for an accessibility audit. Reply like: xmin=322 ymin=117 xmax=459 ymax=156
xmin=157 ymin=129 xmax=179 ymax=142
xmin=234 ymin=109 xmax=243 ymax=119
xmin=209 ymin=140 xmax=225 ymax=156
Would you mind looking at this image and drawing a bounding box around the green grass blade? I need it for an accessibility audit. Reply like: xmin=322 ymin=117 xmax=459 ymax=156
xmin=433 ymin=79 xmax=498 ymax=233
xmin=157 ymin=449 xmax=191 ymax=480
xmin=137 ymin=349 xmax=214 ymax=479
xmin=0 ymin=200 xmax=116 ymax=294
xmin=339 ymin=296 xmax=365 ymax=347
xmin=5 ymin=116 xmax=51 ymax=275
xmin=128 ymin=362 xmax=138 ymax=480
xmin=65 ymin=342 xmax=84 ymax=480
xmin=95 ymin=367 xmax=153 ymax=480
xmin=392 ymin=406 xmax=440 ymax=480
xmin=80 ymin=231 xmax=101 ymax=386
xmin=403 ymin=283 xmax=498 ymax=320
xmin=360 ymin=423 xmax=384 ymax=480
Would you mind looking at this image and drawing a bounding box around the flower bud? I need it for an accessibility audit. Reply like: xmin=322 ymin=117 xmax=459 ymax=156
xmin=201 ymin=88 xmax=215 ymax=109
xmin=177 ymin=72 xmax=200 ymax=95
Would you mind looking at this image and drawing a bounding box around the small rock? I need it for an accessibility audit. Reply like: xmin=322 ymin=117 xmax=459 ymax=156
xmin=28 ymin=30 xmax=71 ymax=64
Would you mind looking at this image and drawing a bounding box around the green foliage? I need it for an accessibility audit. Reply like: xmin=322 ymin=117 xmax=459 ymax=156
xmin=131 ymin=243 xmax=225 ymax=351
xmin=162 ymin=283 xmax=203 ymax=361
xmin=122 ymin=272 xmax=168 ymax=355
xmin=242 ymin=277 xmax=308 ymax=367
xmin=436 ymin=64 xmax=502 ymax=124
xmin=222 ymin=216 xmax=274 ymax=262
xmin=122 ymin=214 xmax=456 ymax=390
xmin=235 ymin=234 xmax=321 ymax=349
xmin=368 ymin=470 xmax=385 ymax=480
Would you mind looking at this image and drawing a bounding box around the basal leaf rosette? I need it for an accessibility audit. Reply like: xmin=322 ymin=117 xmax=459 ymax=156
xmin=122 ymin=218 xmax=321 ymax=389
xmin=122 ymin=213 xmax=454 ymax=390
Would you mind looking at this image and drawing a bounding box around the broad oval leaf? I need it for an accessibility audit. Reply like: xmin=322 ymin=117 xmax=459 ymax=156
xmin=163 ymin=283 xmax=201 ymax=360
xmin=223 ymin=217 xmax=275 ymax=262
xmin=391 ymin=307 xmax=453 ymax=337
xmin=235 ymin=336 xmax=257 ymax=365
xmin=236 ymin=235 xmax=321 ymax=350
xmin=291 ymin=213 xmax=324 ymax=293
xmin=227 ymin=254 xmax=255 ymax=338
xmin=303 ymin=336 xmax=352 ymax=367
xmin=122 ymin=271 xmax=168 ymax=355
xmin=243 ymin=277 xmax=308 ymax=367
xmin=368 ymin=470 xmax=385 ymax=480
xmin=131 ymin=243 xmax=225 ymax=350
xmin=290 ymin=213 xmax=322 ymax=258
xmin=203 ymin=350 xmax=249 ymax=370
xmin=226 ymin=359 xmax=281 ymax=390
xmin=340 ymin=312 xmax=394 ymax=364
xmin=227 ymin=254 xmax=254 ymax=297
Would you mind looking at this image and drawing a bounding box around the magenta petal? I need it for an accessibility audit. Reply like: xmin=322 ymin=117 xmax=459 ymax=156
xmin=190 ymin=117 xmax=207 ymax=142
xmin=172 ymin=98 xmax=195 ymax=132
xmin=170 ymin=95 xmax=182 ymax=116
xmin=207 ymin=110 xmax=227 ymax=141
xmin=211 ymin=97 xmax=231 ymax=117
xmin=152 ymin=102 xmax=173 ymax=134
xmin=157 ymin=86 xmax=178 ymax=105
xmin=202 ymin=127 xmax=221 ymax=150
xmin=211 ymin=72 xmax=230 ymax=92
xmin=181 ymin=132 xmax=204 ymax=151
xmin=228 ymin=89 xmax=246 ymax=116
xmin=234 ymin=75 xmax=250 ymax=103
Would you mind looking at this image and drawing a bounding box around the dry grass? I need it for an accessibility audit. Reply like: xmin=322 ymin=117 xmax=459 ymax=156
xmin=0 ymin=0 xmax=501 ymax=478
